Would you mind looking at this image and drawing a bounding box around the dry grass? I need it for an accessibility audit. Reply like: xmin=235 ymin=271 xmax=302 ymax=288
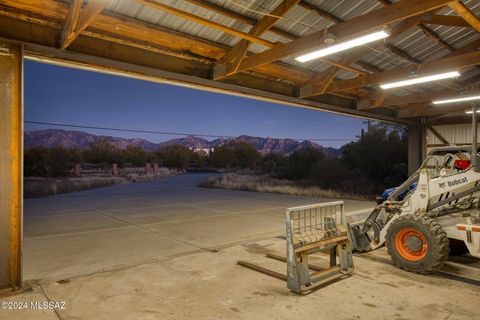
xmin=24 ymin=167 xmax=181 ymax=198
xmin=199 ymin=173 xmax=370 ymax=201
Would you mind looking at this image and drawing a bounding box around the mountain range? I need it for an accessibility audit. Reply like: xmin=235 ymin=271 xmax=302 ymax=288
xmin=24 ymin=129 xmax=341 ymax=157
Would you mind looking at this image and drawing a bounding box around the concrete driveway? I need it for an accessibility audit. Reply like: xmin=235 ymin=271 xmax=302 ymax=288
xmin=2 ymin=174 xmax=479 ymax=320
xmin=23 ymin=173 xmax=374 ymax=281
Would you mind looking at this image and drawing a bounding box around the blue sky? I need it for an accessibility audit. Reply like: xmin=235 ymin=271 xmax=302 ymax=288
xmin=25 ymin=60 xmax=367 ymax=148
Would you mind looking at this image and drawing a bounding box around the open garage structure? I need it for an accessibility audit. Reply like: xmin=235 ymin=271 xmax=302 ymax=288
xmin=1 ymin=0 xmax=480 ymax=291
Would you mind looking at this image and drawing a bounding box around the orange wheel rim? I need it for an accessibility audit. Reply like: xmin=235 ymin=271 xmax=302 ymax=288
xmin=394 ymin=227 xmax=428 ymax=261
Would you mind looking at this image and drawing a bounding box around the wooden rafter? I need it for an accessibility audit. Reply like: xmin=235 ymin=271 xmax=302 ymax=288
xmin=298 ymin=1 xmax=343 ymax=24
xmin=449 ymin=1 xmax=480 ymax=32
xmin=384 ymin=43 xmax=421 ymax=64
xmin=418 ymin=23 xmax=454 ymax=51
xmin=213 ymin=0 xmax=300 ymax=80
xmin=60 ymin=0 xmax=109 ymax=49
xmin=184 ymin=0 xmax=297 ymax=41
xmin=325 ymin=50 xmax=480 ymax=93
xmin=299 ymin=66 xmax=340 ymax=97
xmin=298 ymin=13 xmax=424 ymax=98
xmin=398 ymin=102 xmax=476 ymax=118
xmin=356 ymin=61 xmax=382 ymax=73
xmin=0 ymin=0 xmax=319 ymax=85
xmin=420 ymin=14 xmax=471 ymax=27
xmin=232 ymin=0 xmax=453 ymax=79
xmin=60 ymin=0 xmax=82 ymax=48
xmin=136 ymin=0 xmax=277 ymax=48
xmin=358 ymin=69 xmax=480 ymax=109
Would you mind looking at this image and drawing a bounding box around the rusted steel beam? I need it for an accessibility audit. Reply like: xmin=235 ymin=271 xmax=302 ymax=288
xmin=0 ymin=40 xmax=23 ymax=291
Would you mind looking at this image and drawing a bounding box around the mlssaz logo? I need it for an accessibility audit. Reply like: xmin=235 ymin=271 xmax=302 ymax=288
xmin=438 ymin=177 xmax=468 ymax=189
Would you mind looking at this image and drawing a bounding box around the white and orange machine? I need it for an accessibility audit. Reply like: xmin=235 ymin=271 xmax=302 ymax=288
xmin=350 ymin=129 xmax=480 ymax=273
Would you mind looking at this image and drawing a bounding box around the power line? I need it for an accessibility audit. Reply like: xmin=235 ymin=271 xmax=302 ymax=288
xmin=24 ymin=120 xmax=358 ymax=142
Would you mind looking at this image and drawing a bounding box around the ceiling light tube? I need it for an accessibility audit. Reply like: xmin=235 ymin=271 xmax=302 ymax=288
xmin=465 ymin=110 xmax=480 ymax=114
xmin=379 ymin=71 xmax=460 ymax=89
xmin=433 ymin=95 xmax=480 ymax=105
xmin=295 ymin=30 xmax=390 ymax=63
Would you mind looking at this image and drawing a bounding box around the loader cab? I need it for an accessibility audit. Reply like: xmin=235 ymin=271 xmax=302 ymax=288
xmin=423 ymin=146 xmax=479 ymax=178
xmin=380 ymin=146 xmax=480 ymax=203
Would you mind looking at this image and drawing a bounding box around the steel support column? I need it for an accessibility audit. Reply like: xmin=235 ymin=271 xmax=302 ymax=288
xmin=0 ymin=41 xmax=23 ymax=291
xmin=407 ymin=122 xmax=426 ymax=175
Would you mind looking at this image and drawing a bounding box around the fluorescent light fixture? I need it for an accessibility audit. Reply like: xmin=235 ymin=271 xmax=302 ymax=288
xmin=465 ymin=110 xmax=480 ymax=114
xmin=379 ymin=71 xmax=460 ymax=89
xmin=295 ymin=30 xmax=389 ymax=63
xmin=433 ymin=95 xmax=480 ymax=105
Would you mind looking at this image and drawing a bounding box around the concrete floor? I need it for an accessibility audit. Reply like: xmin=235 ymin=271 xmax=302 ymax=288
xmin=2 ymin=173 xmax=479 ymax=319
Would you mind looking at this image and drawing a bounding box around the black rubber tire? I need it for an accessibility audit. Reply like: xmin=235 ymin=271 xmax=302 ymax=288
xmin=386 ymin=214 xmax=450 ymax=273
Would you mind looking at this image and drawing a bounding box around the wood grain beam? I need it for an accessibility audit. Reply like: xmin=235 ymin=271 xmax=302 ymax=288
xmin=213 ymin=0 xmax=300 ymax=80
xmin=136 ymin=0 xmax=276 ymax=48
xmin=298 ymin=1 xmax=343 ymax=24
xmin=61 ymin=0 xmax=109 ymax=49
xmin=0 ymin=0 xmax=320 ymax=85
xmin=184 ymin=0 xmax=297 ymax=40
xmin=418 ymin=24 xmax=455 ymax=51
xmin=235 ymin=0 xmax=453 ymax=77
xmin=449 ymin=1 xmax=480 ymax=32
xmin=398 ymin=101 xmax=476 ymax=118
xmin=420 ymin=14 xmax=471 ymax=27
xmin=298 ymin=14 xmax=424 ymax=98
xmin=326 ymin=50 xmax=480 ymax=93
xmin=299 ymin=67 xmax=339 ymax=97
xmin=356 ymin=60 xmax=382 ymax=73
xmin=60 ymin=0 xmax=82 ymax=48
xmin=384 ymin=43 xmax=421 ymax=64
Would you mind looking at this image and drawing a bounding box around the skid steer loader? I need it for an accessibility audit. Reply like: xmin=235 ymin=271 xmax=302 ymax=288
xmin=349 ymin=125 xmax=480 ymax=273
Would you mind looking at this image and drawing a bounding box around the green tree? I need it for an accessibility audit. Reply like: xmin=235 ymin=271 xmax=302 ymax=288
xmin=341 ymin=123 xmax=407 ymax=193
xmin=211 ymin=141 xmax=260 ymax=169
xmin=281 ymin=147 xmax=325 ymax=181
xmin=83 ymin=139 xmax=122 ymax=166
xmin=24 ymin=147 xmax=81 ymax=177
xmin=156 ymin=144 xmax=194 ymax=169
xmin=122 ymin=145 xmax=147 ymax=167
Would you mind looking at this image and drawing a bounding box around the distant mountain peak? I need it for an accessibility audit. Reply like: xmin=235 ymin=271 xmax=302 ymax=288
xmin=24 ymin=129 xmax=341 ymax=157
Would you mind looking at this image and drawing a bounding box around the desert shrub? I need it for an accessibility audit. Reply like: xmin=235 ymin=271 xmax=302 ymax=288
xmin=24 ymin=147 xmax=81 ymax=177
xmin=341 ymin=124 xmax=407 ymax=193
xmin=83 ymin=139 xmax=123 ymax=167
xmin=280 ymin=147 xmax=325 ymax=181
xmin=260 ymin=153 xmax=286 ymax=174
xmin=155 ymin=144 xmax=194 ymax=169
xmin=211 ymin=141 xmax=260 ymax=169
xmin=122 ymin=145 xmax=147 ymax=167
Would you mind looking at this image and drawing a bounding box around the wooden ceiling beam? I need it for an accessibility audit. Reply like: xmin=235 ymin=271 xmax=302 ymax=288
xmin=384 ymin=43 xmax=421 ymax=64
xmin=325 ymin=50 xmax=480 ymax=93
xmin=356 ymin=60 xmax=382 ymax=73
xmin=418 ymin=23 xmax=455 ymax=51
xmin=449 ymin=1 xmax=480 ymax=32
xmin=184 ymin=0 xmax=297 ymax=41
xmin=298 ymin=1 xmax=343 ymax=24
xmin=213 ymin=0 xmax=300 ymax=80
xmin=398 ymin=101 xmax=478 ymax=118
xmin=359 ymin=74 xmax=480 ymax=108
xmin=298 ymin=14 xmax=424 ymax=98
xmin=60 ymin=0 xmax=109 ymax=49
xmin=60 ymin=0 xmax=82 ymax=49
xmin=0 ymin=0 xmax=320 ymax=85
xmin=235 ymin=0 xmax=453 ymax=78
xmin=420 ymin=14 xmax=471 ymax=27
xmin=136 ymin=0 xmax=276 ymax=48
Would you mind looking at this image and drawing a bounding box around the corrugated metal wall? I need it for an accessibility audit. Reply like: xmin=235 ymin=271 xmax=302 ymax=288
xmin=427 ymin=123 xmax=480 ymax=153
